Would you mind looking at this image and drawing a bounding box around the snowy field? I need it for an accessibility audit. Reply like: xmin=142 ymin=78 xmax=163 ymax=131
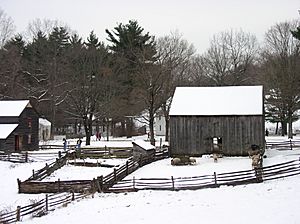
xmin=1 ymin=135 xmax=300 ymax=224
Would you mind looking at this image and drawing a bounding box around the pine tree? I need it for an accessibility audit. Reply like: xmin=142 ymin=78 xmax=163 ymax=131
xmin=106 ymin=20 xmax=157 ymax=137
xmin=291 ymin=27 xmax=300 ymax=40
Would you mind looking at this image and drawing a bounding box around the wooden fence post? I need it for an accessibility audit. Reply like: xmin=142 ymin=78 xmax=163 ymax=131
xmin=126 ymin=161 xmax=129 ymax=175
xmin=171 ymin=176 xmax=175 ymax=191
xmin=46 ymin=163 xmax=49 ymax=175
xmin=17 ymin=178 xmax=21 ymax=193
xmin=32 ymin=169 xmax=35 ymax=179
xmin=58 ymin=178 xmax=60 ymax=192
xmin=16 ymin=206 xmax=21 ymax=221
xmin=214 ymin=172 xmax=217 ymax=186
xmin=99 ymin=176 xmax=103 ymax=192
xmin=45 ymin=194 xmax=48 ymax=212
xmin=290 ymin=139 xmax=293 ymax=150
xmin=25 ymin=152 xmax=28 ymax=163
xmin=114 ymin=168 xmax=117 ymax=182
xmin=92 ymin=178 xmax=97 ymax=193
xmin=71 ymin=191 xmax=75 ymax=201
xmin=133 ymin=176 xmax=135 ymax=190
xmin=95 ymin=176 xmax=102 ymax=193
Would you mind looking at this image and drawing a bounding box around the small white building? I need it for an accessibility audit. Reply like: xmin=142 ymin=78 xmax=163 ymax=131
xmin=39 ymin=118 xmax=51 ymax=141
xmin=154 ymin=111 xmax=167 ymax=136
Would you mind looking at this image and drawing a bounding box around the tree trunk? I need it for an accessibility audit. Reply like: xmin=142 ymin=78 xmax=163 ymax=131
xmin=106 ymin=118 xmax=110 ymax=141
xmin=288 ymin=113 xmax=293 ymax=139
xmin=149 ymin=117 xmax=155 ymax=146
xmin=281 ymin=121 xmax=287 ymax=136
xmin=74 ymin=120 xmax=78 ymax=134
xmin=126 ymin=118 xmax=133 ymax=138
xmin=84 ymin=116 xmax=93 ymax=146
xmin=165 ymin=117 xmax=170 ymax=142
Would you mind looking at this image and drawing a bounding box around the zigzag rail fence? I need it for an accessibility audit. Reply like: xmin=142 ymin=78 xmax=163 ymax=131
xmin=0 ymin=192 xmax=90 ymax=224
xmin=0 ymin=150 xmax=65 ymax=163
xmin=2 ymin=144 xmax=300 ymax=223
xmin=108 ymin=158 xmax=300 ymax=193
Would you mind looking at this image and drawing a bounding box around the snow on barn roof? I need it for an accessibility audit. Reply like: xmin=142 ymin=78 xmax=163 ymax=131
xmin=132 ymin=139 xmax=155 ymax=151
xmin=169 ymin=86 xmax=263 ymax=116
xmin=0 ymin=100 xmax=31 ymax=117
xmin=0 ymin=124 xmax=18 ymax=139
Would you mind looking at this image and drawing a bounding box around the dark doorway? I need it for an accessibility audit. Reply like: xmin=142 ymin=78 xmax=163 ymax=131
xmin=15 ymin=135 xmax=23 ymax=151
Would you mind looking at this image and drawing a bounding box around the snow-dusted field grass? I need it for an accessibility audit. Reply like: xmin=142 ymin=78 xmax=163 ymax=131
xmin=1 ymin=135 xmax=300 ymax=224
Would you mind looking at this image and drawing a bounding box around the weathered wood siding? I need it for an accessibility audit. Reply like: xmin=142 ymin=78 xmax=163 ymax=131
xmin=170 ymin=115 xmax=265 ymax=156
xmin=0 ymin=107 xmax=39 ymax=152
xmin=18 ymin=107 xmax=39 ymax=151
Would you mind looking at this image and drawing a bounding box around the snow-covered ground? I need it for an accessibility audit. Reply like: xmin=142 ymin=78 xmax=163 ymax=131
xmin=1 ymin=135 xmax=300 ymax=224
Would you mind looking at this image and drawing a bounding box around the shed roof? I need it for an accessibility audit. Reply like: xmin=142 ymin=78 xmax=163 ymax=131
xmin=0 ymin=124 xmax=18 ymax=139
xmin=0 ymin=100 xmax=31 ymax=117
xmin=132 ymin=139 xmax=155 ymax=151
xmin=169 ymin=86 xmax=263 ymax=116
xmin=39 ymin=118 xmax=51 ymax=127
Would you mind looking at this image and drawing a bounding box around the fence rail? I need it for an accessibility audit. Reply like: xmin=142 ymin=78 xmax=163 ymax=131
xmin=108 ymin=159 xmax=300 ymax=193
xmin=0 ymin=192 xmax=89 ymax=224
xmin=266 ymin=139 xmax=300 ymax=150
xmin=0 ymin=152 xmax=29 ymax=163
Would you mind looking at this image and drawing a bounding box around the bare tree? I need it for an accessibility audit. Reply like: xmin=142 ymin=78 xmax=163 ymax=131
xmin=25 ymin=18 xmax=73 ymax=40
xmin=0 ymin=8 xmax=15 ymax=48
xmin=203 ymin=29 xmax=259 ymax=86
xmin=187 ymin=55 xmax=212 ymax=86
xmin=156 ymin=31 xmax=196 ymax=141
xmin=262 ymin=20 xmax=300 ymax=138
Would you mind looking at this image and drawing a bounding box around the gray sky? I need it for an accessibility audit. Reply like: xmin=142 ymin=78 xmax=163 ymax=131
xmin=1 ymin=0 xmax=299 ymax=53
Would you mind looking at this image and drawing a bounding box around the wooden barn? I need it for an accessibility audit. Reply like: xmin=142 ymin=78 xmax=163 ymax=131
xmin=0 ymin=100 xmax=39 ymax=152
xmin=169 ymin=86 xmax=264 ymax=157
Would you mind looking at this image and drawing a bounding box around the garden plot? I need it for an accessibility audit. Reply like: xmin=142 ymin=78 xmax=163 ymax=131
xmin=42 ymin=158 xmax=128 ymax=181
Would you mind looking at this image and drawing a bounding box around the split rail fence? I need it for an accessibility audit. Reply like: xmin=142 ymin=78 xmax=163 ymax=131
xmin=266 ymin=139 xmax=300 ymax=150
xmin=0 ymin=192 xmax=89 ymax=224
xmin=108 ymin=159 xmax=300 ymax=192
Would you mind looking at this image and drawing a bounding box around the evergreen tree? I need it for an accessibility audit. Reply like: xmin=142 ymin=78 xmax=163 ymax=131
xmin=291 ymin=27 xmax=300 ymax=40
xmin=106 ymin=20 xmax=156 ymax=137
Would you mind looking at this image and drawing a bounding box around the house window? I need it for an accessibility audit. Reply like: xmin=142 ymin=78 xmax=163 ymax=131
xmin=159 ymin=125 xmax=162 ymax=131
xmin=28 ymin=134 xmax=32 ymax=144
xmin=28 ymin=118 xmax=32 ymax=128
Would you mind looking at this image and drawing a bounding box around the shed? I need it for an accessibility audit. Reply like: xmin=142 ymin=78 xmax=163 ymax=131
xmin=132 ymin=139 xmax=156 ymax=161
xmin=0 ymin=100 xmax=39 ymax=152
xmin=39 ymin=118 xmax=51 ymax=141
xmin=169 ymin=86 xmax=264 ymax=156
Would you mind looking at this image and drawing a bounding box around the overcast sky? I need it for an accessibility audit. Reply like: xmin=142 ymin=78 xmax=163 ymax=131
xmin=1 ymin=0 xmax=299 ymax=53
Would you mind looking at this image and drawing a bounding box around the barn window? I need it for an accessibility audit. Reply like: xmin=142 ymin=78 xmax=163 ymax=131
xmin=212 ymin=137 xmax=222 ymax=153
xmin=27 ymin=118 xmax=32 ymax=128
xmin=28 ymin=134 xmax=32 ymax=144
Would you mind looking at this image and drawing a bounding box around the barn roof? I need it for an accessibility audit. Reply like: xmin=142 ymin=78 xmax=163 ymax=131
xmin=169 ymin=86 xmax=263 ymax=116
xmin=0 ymin=100 xmax=31 ymax=117
xmin=0 ymin=124 xmax=18 ymax=139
